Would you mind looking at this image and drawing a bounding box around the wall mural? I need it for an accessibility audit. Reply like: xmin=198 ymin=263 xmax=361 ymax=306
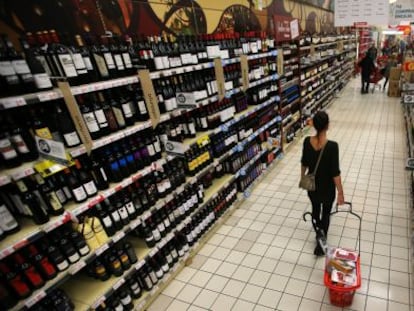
xmin=0 ymin=0 xmax=335 ymax=41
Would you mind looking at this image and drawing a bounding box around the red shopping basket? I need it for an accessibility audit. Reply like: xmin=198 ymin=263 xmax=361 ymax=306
xmin=324 ymin=256 xmax=361 ymax=307
xmin=304 ymin=202 xmax=362 ymax=308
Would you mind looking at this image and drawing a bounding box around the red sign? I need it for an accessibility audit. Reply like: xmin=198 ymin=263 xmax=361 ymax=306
xmin=354 ymin=22 xmax=368 ymax=28
xmin=403 ymin=61 xmax=414 ymax=72
xmin=273 ymin=15 xmax=293 ymax=42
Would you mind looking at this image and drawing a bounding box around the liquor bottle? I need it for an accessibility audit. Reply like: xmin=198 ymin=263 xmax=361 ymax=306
xmin=0 ymin=122 xmax=21 ymax=168
xmin=48 ymin=30 xmax=79 ymax=84
xmin=39 ymin=240 xmax=69 ymax=272
xmin=137 ymin=264 xmax=154 ymax=291
xmin=74 ymin=34 xmax=98 ymax=82
xmin=127 ymin=276 xmax=142 ymax=299
xmin=118 ymin=88 xmax=135 ymax=126
xmin=121 ymin=189 xmax=137 ymax=220
xmin=94 ymin=259 xmax=110 ymax=281
xmin=123 ymin=242 xmax=138 ymax=264
xmin=105 ymin=252 xmax=123 ymax=277
xmin=12 ymin=252 xmax=45 ymax=289
xmin=20 ymin=36 xmax=53 ymax=91
xmin=132 ymin=86 xmax=149 ymax=121
xmin=109 ymin=36 xmax=126 ymax=77
xmin=34 ymin=173 xmax=65 ymax=216
xmin=56 ymin=231 xmax=80 ymax=264
xmin=106 ymin=198 xmax=123 ymax=231
xmin=63 ymin=33 xmax=89 ymax=85
xmin=119 ymin=35 xmax=134 ymax=75
xmin=106 ymin=90 xmax=126 ymax=130
xmin=31 ymin=108 xmax=53 ymax=139
xmin=0 ymin=197 xmax=19 ymax=235
xmin=63 ymin=167 xmax=88 ymax=203
xmin=75 ymin=159 xmax=98 ymax=197
xmin=25 ymin=244 xmax=57 ymax=280
xmin=94 ymin=202 xmax=116 ymax=236
xmin=99 ymin=36 xmax=117 ymax=78
xmin=119 ymin=286 xmax=134 ymax=311
xmin=0 ymin=280 xmax=17 ymax=309
xmin=97 ymin=91 xmax=119 ymax=133
xmin=0 ymin=261 xmax=31 ymax=299
xmin=78 ymin=94 xmax=101 ymax=140
xmin=55 ymin=102 xmax=81 ymax=147
xmin=0 ymin=36 xmax=22 ymax=96
xmin=16 ymin=178 xmax=49 ymax=224
xmin=114 ymin=193 xmax=130 ymax=227
xmin=68 ymin=227 xmax=91 ymax=257
xmin=91 ymin=93 xmax=110 ymax=136
xmin=85 ymin=34 xmax=110 ymax=80
xmin=116 ymin=246 xmax=131 ymax=270
xmin=88 ymin=152 xmax=109 ymax=190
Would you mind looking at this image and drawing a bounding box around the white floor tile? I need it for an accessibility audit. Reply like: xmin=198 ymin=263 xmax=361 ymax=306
xmin=277 ymin=293 xmax=301 ymax=311
xmin=192 ymin=289 xmax=219 ymax=309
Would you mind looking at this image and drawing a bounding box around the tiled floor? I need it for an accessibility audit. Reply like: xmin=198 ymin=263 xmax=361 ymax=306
xmin=149 ymin=78 xmax=413 ymax=311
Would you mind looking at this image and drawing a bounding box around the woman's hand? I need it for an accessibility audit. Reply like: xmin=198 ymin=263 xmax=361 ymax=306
xmin=337 ymin=191 xmax=344 ymax=205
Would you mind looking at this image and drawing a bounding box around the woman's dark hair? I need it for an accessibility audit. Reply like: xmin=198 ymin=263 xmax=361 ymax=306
xmin=313 ymin=111 xmax=329 ymax=133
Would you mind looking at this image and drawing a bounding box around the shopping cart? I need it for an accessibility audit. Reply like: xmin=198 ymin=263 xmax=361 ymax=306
xmin=303 ymin=202 xmax=362 ymax=307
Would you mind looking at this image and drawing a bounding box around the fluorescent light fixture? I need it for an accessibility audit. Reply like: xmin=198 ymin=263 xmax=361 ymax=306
xmin=382 ymin=30 xmax=404 ymax=34
xmin=389 ymin=0 xmax=397 ymax=3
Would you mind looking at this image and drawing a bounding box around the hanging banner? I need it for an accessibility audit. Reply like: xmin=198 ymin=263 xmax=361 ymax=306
xmin=389 ymin=0 xmax=414 ymax=25
xmin=273 ymin=15 xmax=294 ymax=42
xmin=334 ymin=0 xmax=389 ymax=27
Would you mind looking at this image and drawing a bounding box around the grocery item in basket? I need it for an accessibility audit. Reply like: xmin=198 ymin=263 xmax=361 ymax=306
xmin=328 ymin=258 xmax=355 ymax=274
xmin=331 ymin=269 xmax=357 ymax=286
xmin=333 ymin=248 xmax=358 ymax=262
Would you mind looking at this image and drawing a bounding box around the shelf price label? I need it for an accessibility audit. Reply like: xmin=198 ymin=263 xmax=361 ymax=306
xmin=69 ymin=260 xmax=86 ymax=275
xmin=196 ymin=135 xmax=210 ymax=148
xmin=96 ymin=243 xmax=110 ymax=256
xmin=113 ymin=231 xmax=125 ymax=243
xmin=113 ymin=278 xmax=125 ymax=291
xmin=25 ymin=290 xmax=46 ymax=308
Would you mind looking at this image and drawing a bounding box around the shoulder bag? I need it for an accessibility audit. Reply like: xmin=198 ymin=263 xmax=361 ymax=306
xmin=299 ymin=144 xmax=326 ymax=191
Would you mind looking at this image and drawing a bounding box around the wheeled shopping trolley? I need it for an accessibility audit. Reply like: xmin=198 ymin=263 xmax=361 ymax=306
xmin=303 ymin=202 xmax=362 ymax=307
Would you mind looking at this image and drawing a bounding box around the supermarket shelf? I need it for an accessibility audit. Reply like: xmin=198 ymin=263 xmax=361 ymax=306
xmin=248 ymin=73 xmax=279 ymax=89
xmin=281 ymin=97 xmax=300 ymax=113
xmin=176 ymin=96 xmax=279 ymax=149
xmin=0 ymin=161 xmax=38 ymax=187
xmin=150 ymin=62 xmax=214 ymax=79
xmin=280 ymin=77 xmax=300 ymax=89
xmin=282 ymin=111 xmax=301 ymax=131
xmin=69 ymin=120 xmax=152 ymax=157
xmin=247 ymin=50 xmax=277 ymax=60
xmin=71 ymin=76 xmax=139 ymax=96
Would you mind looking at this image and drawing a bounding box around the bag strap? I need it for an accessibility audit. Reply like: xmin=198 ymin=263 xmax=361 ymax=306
xmin=312 ymin=143 xmax=326 ymax=174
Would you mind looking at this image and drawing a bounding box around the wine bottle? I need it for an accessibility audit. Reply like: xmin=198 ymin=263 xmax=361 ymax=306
xmin=75 ymin=34 xmax=98 ymax=82
xmin=0 ymin=261 xmax=31 ymax=299
xmin=25 ymin=244 xmax=57 ymax=280
xmin=0 ymin=280 xmax=17 ymax=309
xmin=0 ymin=37 xmax=21 ymax=97
xmin=16 ymin=178 xmax=49 ymax=224
xmin=63 ymin=167 xmax=88 ymax=203
xmin=78 ymin=94 xmax=101 ymax=140
xmin=91 ymin=93 xmax=110 ymax=136
xmin=39 ymin=240 xmax=69 ymax=272
xmin=0 ymin=197 xmax=19 ymax=235
xmin=55 ymin=102 xmax=81 ymax=147
xmin=12 ymin=252 xmax=45 ymax=289
xmin=94 ymin=202 xmax=116 ymax=236
xmin=107 ymin=90 xmax=126 ymax=130
xmin=0 ymin=123 xmax=21 ymax=168
xmin=75 ymin=159 xmax=98 ymax=197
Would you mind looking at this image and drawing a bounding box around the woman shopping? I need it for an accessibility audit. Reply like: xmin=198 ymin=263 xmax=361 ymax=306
xmin=301 ymin=111 xmax=344 ymax=256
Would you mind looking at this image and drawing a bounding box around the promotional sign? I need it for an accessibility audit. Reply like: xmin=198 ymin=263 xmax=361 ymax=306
xmin=273 ymin=15 xmax=294 ymax=42
xmin=35 ymin=136 xmax=67 ymax=161
xmin=334 ymin=0 xmax=389 ymax=26
xmin=389 ymin=0 xmax=414 ymax=25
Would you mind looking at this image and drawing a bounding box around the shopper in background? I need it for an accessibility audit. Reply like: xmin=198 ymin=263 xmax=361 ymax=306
xmin=382 ymin=54 xmax=398 ymax=92
xmin=301 ymin=111 xmax=344 ymax=256
xmin=358 ymin=53 xmax=376 ymax=94
xmin=367 ymin=43 xmax=378 ymax=60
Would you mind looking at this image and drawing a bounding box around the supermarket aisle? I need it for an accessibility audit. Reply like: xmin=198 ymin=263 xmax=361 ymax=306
xmin=149 ymin=78 xmax=412 ymax=311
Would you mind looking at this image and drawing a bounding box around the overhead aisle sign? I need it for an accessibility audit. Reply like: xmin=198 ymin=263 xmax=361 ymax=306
xmin=334 ymin=0 xmax=389 ymax=27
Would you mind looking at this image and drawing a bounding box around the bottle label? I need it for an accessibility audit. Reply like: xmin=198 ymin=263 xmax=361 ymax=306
xmin=152 ymin=228 xmax=161 ymax=240
xmin=114 ymin=54 xmax=125 ymax=70
xmin=125 ymin=202 xmax=135 ymax=215
xmin=166 ymin=254 xmax=172 ymax=264
xmin=122 ymin=102 xmax=133 ymax=118
xmin=155 ymin=269 xmax=163 ymax=278
xmin=10 ymin=134 xmax=29 ymax=154
xmin=47 ymin=192 xmax=63 ymax=211
xmin=79 ymin=245 xmax=90 ymax=256
xmin=147 ymin=144 xmax=155 ymax=156
xmin=84 ymin=180 xmax=97 ymax=196
xmin=58 ymin=54 xmax=78 ymax=77
xmin=63 ymin=186 xmax=72 ymax=200
xmin=144 ymin=276 xmax=153 ymax=288
xmin=121 ymin=295 xmax=132 ymax=305
xmin=103 ymin=53 xmax=116 ymax=69
xmin=0 ymin=61 xmax=16 ymax=76
xmin=82 ymin=112 xmax=100 ymax=133
xmin=72 ymin=186 xmax=87 ymax=202
xmin=35 ymin=56 xmax=53 ymax=76
xmin=118 ymin=207 xmax=129 ymax=220
xmin=94 ymin=109 xmax=108 ymax=127
xmin=63 ymin=131 xmax=81 ymax=147
xmin=72 ymin=53 xmax=87 ymax=70
xmin=122 ymin=53 xmax=132 ymax=68
xmin=0 ymin=138 xmax=18 ymax=159
xmin=93 ymin=53 xmax=109 ymax=77
xmin=111 ymin=211 xmax=121 ymax=222
xmin=154 ymin=57 xmax=164 ymax=70
xmin=157 ymin=222 xmax=165 ymax=233
xmin=0 ymin=204 xmax=17 ymax=230
xmin=35 ymin=127 xmax=53 ymax=139
xmin=33 ymin=73 xmax=53 ymax=89
xmin=56 ymin=260 xmax=69 ymax=271
xmin=55 ymin=189 xmax=66 ymax=204
xmin=137 ymin=100 xmax=148 ymax=114
xmin=102 ymin=216 xmax=113 ymax=228
xmin=112 ymin=107 xmax=126 ymax=127
xmin=68 ymin=252 xmax=80 ymax=263
xmin=83 ymin=56 xmax=93 ymax=70
xmin=171 ymin=248 xmax=178 ymax=258
xmin=12 ymin=60 xmax=30 ymax=74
